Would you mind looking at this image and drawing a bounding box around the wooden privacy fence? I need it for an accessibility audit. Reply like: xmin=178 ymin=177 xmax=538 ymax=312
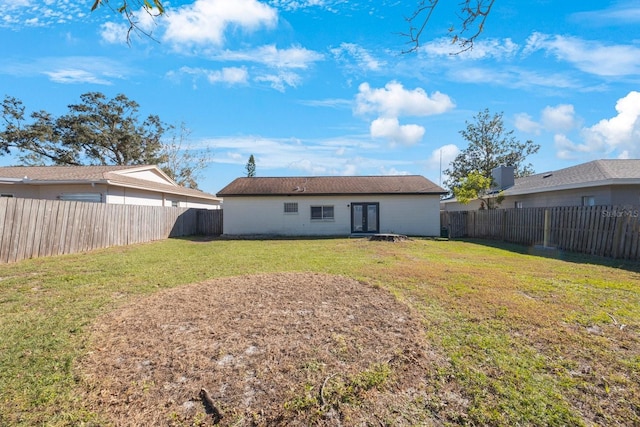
xmin=441 ymin=205 xmax=640 ymax=260
xmin=0 ymin=197 xmax=223 ymax=264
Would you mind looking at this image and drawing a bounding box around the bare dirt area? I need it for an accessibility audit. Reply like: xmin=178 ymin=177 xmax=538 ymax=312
xmin=78 ymin=273 xmax=447 ymax=426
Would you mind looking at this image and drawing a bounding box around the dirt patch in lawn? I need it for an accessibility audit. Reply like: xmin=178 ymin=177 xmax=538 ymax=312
xmin=78 ymin=273 xmax=451 ymax=426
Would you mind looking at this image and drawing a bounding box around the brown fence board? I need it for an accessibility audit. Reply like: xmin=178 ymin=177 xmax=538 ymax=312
xmin=0 ymin=198 xmax=222 ymax=264
xmin=443 ymin=205 xmax=640 ymax=261
xmin=2 ymin=198 xmax=17 ymax=263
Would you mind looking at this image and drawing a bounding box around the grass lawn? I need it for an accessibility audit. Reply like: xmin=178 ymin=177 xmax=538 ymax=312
xmin=0 ymin=237 xmax=639 ymax=425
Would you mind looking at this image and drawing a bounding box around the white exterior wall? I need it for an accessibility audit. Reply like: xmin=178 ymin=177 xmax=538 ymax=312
xmin=106 ymin=187 xmax=220 ymax=209
xmin=222 ymin=194 xmax=441 ymax=237
xmin=0 ymin=183 xmax=107 ymax=201
xmin=0 ymin=183 xmax=219 ymax=209
xmin=106 ymin=187 xmax=164 ymax=206
xmin=377 ymin=194 xmax=441 ymax=236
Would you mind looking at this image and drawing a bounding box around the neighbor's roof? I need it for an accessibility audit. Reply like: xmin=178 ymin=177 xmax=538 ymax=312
xmin=0 ymin=165 xmax=220 ymax=201
xmin=217 ymin=175 xmax=446 ymax=196
xmin=503 ymin=159 xmax=640 ymax=196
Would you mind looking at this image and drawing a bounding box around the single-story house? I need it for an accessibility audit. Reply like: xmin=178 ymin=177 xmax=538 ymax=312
xmin=441 ymin=159 xmax=640 ymax=211
xmin=216 ymin=175 xmax=446 ymax=237
xmin=0 ymin=165 xmax=221 ymax=209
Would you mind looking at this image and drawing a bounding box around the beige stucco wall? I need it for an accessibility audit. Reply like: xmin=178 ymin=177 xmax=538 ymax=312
xmin=503 ymin=185 xmax=640 ymax=208
xmin=440 ymin=184 xmax=640 ymax=211
xmin=222 ymin=194 xmax=441 ymax=237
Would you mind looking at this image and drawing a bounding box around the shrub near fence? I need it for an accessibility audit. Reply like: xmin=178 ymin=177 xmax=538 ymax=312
xmin=441 ymin=205 xmax=640 ymax=260
xmin=0 ymin=197 xmax=223 ymax=264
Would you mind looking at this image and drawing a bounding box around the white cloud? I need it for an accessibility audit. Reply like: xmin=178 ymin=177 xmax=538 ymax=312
xmin=43 ymin=68 xmax=112 ymax=85
xmin=554 ymin=92 xmax=640 ymax=159
xmin=370 ymin=117 xmax=425 ymax=146
xmin=355 ymin=81 xmax=455 ymax=118
xmin=163 ymin=0 xmax=277 ymax=48
xmin=100 ymin=22 xmax=129 ymax=44
xmin=451 ymin=66 xmax=581 ymax=91
xmin=211 ymin=67 xmax=248 ymax=84
xmin=269 ymin=0 xmax=327 ymax=11
xmin=9 ymin=56 xmax=130 ymax=84
xmin=422 ymin=37 xmax=519 ymax=60
xmin=524 ymin=32 xmax=640 ymax=77
xmin=177 ymin=66 xmax=248 ymax=85
xmin=215 ymin=45 xmax=324 ymax=69
xmin=354 ymin=81 xmax=454 ymax=146
xmin=255 ymin=71 xmax=302 ymax=92
xmin=331 ymin=42 xmax=385 ymax=71
xmin=541 ymin=104 xmax=578 ymax=133
xmin=514 ymin=113 xmax=542 ymax=134
xmin=0 ymin=0 xmax=85 ymax=27
xmin=570 ymin=3 xmax=640 ymax=25
xmin=203 ymin=134 xmax=387 ymax=177
xmin=554 ymin=134 xmax=587 ymax=160
xmin=516 ymin=104 xmax=578 ymax=135
xmin=581 ymin=91 xmax=640 ymax=154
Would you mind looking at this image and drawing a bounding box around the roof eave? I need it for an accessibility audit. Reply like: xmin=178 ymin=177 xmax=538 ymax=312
xmin=218 ymin=191 xmax=446 ymax=197
xmin=106 ymin=179 xmax=221 ymax=201
xmin=504 ymin=178 xmax=640 ymax=196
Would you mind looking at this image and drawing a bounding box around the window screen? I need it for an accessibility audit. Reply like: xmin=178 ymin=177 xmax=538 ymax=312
xmin=284 ymin=202 xmax=298 ymax=213
xmin=311 ymin=205 xmax=334 ymax=220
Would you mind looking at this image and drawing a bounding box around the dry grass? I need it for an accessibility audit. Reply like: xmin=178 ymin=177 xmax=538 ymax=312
xmin=78 ymin=273 xmax=442 ymax=426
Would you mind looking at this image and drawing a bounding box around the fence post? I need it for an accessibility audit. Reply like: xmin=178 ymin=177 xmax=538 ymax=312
xmin=543 ymin=209 xmax=550 ymax=248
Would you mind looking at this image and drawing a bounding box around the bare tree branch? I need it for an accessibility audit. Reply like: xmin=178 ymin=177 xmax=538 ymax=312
xmin=403 ymin=0 xmax=496 ymax=54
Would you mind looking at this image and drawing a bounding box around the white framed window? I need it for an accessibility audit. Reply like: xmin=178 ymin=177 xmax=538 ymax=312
xmin=582 ymin=196 xmax=595 ymax=207
xmin=311 ymin=205 xmax=334 ymax=221
xmin=171 ymin=200 xmax=179 ymax=207
xmin=514 ymin=201 xmax=523 ymax=209
xmin=284 ymin=202 xmax=298 ymax=214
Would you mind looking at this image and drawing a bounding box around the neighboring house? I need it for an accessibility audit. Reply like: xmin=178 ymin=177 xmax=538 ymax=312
xmin=0 ymin=165 xmax=221 ymax=209
xmin=441 ymin=159 xmax=640 ymax=211
xmin=217 ymin=175 xmax=446 ymax=237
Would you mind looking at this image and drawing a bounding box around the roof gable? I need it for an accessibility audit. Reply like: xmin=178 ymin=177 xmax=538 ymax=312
xmin=217 ymin=175 xmax=446 ymax=196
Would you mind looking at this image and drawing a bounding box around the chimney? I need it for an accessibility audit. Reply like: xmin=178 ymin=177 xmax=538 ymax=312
xmin=491 ymin=165 xmax=514 ymax=190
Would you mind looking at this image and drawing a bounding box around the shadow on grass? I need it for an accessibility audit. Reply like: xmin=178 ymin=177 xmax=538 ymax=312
xmin=452 ymin=237 xmax=640 ymax=273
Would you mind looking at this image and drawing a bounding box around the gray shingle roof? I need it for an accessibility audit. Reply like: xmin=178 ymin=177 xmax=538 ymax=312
xmin=504 ymin=159 xmax=640 ymax=195
xmin=0 ymin=165 xmax=220 ymax=201
xmin=217 ymin=175 xmax=446 ymax=196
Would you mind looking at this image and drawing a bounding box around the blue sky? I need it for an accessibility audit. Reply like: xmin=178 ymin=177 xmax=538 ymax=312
xmin=1 ymin=0 xmax=639 ymax=195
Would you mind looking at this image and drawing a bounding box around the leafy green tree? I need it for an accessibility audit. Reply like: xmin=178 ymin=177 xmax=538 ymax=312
xmin=245 ymin=154 xmax=256 ymax=178
xmin=1 ymin=93 xmax=209 ymax=189
xmin=1 ymin=92 xmax=167 ymax=167
xmin=454 ymin=171 xmax=504 ymax=209
xmin=444 ymin=108 xmax=539 ymax=193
